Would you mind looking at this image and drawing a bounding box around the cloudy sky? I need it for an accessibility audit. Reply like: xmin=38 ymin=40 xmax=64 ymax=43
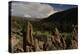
xmin=11 ymin=1 xmax=77 ymax=18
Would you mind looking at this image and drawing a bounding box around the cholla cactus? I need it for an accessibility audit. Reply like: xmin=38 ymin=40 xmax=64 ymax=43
xmin=70 ymin=25 xmax=78 ymax=49
xmin=34 ymin=39 xmax=41 ymax=51
xmin=55 ymin=27 xmax=60 ymax=36
xmin=72 ymin=26 xmax=78 ymax=41
xmin=51 ymin=27 xmax=66 ymax=50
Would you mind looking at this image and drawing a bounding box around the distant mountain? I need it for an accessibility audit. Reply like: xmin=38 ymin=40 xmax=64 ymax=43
xmin=33 ymin=7 xmax=78 ymax=32
xmin=41 ymin=7 xmax=78 ymax=25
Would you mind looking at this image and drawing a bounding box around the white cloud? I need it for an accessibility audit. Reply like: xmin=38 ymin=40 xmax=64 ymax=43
xmin=11 ymin=2 xmax=58 ymax=18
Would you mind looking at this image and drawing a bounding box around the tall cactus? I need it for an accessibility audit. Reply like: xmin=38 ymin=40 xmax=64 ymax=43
xmin=27 ymin=21 xmax=34 ymax=45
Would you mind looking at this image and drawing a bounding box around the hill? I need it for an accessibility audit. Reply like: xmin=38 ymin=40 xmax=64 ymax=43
xmin=34 ymin=7 xmax=78 ymax=32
